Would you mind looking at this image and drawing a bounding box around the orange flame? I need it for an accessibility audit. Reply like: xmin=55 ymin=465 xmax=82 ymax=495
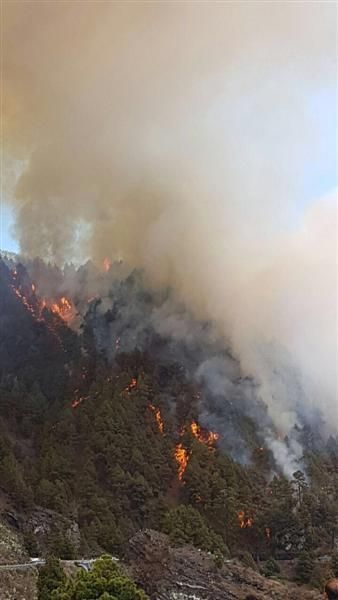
xmin=190 ymin=421 xmax=219 ymax=446
xmin=124 ymin=378 xmax=137 ymax=393
xmin=12 ymin=286 xmax=36 ymax=316
xmin=175 ymin=444 xmax=189 ymax=481
xmin=149 ymin=404 xmax=164 ymax=433
xmin=72 ymin=395 xmax=88 ymax=409
xmin=237 ymin=510 xmax=254 ymax=529
xmin=9 ymin=277 xmax=72 ymax=348
xmin=49 ymin=296 xmax=75 ymax=323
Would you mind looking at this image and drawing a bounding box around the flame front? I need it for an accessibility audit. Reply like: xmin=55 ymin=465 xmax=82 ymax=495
xmin=8 ymin=270 xmax=77 ymax=352
xmin=190 ymin=421 xmax=219 ymax=446
xmin=10 ymin=270 xmax=75 ymax=325
xmin=149 ymin=404 xmax=164 ymax=433
xmin=175 ymin=444 xmax=189 ymax=481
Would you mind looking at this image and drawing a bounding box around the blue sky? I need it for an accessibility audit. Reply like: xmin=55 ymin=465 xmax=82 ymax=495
xmin=1 ymin=204 xmax=18 ymax=253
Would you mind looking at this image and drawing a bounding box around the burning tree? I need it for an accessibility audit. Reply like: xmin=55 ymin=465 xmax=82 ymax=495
xmin=190 ymin=421 xmax=219 ymax=447
xmin=149 ymin=404 xmax=164 ymax=433
xmin=175 ymin=444 xmax=190 ymax=481
xmin=237 ymin=510 xmax=254 ymax=529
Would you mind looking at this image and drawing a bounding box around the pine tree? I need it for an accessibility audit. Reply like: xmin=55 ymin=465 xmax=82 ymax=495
xmin=37 ymin=555 xmax=66 ymax=600
xmin=263 ymin=557 xmax=280 ymax=577
xmin=331 ymin=552 xmax=338 ymax=577
xmin=295 ymin=551 xmax=315 ymax=584
xmin=50 ymin=555 xmax=148 ymax=599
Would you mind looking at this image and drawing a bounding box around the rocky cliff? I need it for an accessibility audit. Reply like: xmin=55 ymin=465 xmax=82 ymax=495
xmin=126 ymin=530 xmax=322 ymax=600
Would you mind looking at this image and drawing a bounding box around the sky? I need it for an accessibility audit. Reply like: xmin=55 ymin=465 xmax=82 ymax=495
xmin=0 ymin=205 xmax=17 ymax=253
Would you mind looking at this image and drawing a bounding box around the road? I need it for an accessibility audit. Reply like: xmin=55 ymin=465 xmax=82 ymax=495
xmin=0 ymin=556 xmax=119 ymax=572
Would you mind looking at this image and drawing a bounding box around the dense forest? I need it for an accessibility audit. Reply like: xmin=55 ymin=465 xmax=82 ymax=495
xmin=1 ymin=256 xmax=338 ymax=592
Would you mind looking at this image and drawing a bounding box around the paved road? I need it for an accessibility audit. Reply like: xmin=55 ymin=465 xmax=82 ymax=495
xmin=0 ymin=556 xmax=119 ymax=572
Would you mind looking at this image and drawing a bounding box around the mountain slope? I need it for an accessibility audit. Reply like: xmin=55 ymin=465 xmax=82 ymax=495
xmin=0 ymin=257 xmax=337 ymax=597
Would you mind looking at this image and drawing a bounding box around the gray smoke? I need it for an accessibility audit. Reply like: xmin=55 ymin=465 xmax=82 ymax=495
xmin=3 ymin=3 xmax=337 ymax=475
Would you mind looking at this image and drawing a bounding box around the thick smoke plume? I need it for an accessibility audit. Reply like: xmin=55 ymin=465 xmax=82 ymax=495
xmin=3 ymin=3 xmax=337 ymax=469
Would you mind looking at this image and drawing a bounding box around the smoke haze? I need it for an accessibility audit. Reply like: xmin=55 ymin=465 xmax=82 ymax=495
xmin=3 ymin=3 xmax=337 ymax=444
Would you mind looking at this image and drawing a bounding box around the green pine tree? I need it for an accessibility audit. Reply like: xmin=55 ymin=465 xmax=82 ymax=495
xmin=50 ymin=555 xmax=148 ymax=599
xmin=295 ymin=551 xmax=315 ymax=584
xmin=37 ymin=555 xmax=66 ymax=600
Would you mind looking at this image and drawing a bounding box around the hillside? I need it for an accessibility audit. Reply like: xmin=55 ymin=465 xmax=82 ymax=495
xmin=0 ymin=521 xmax=37 ymax=600
xmin=0 ymin=528 xmax=324 ymax=600
xmin=126 ymin=529 xmax=323 ymax=600
xmin=0 ymin=257 xmax=338 ymax=597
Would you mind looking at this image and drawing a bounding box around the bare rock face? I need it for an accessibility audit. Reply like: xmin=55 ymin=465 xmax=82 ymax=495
xmin=126 ymin=529 xmax=322 ymax=600
xmin=25 ymin=508 xmax=81 ymax=552
xmin=0 ymin=520 xmax=37 ymax=600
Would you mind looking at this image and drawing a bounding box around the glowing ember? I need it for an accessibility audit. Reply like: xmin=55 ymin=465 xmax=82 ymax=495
xmin=175 ymin=444 xmax=189 ymax=481
xmin=103 ymin=257 xmax=112 ymax=272
xmin=237 ymin=510 xmax=254 ymax=529
xmin=190 ymin=421 xmax=219 ymax=446
xmin=149 ymin=404 xmax=164 ymax=433
xmin=124 ymin=378 xmax=137 ymax=393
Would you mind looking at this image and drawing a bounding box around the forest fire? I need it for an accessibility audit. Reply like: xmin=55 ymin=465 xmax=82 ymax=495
xmin=237 ymin=510 xmax=254 ymax=529
xmin=172 ymin=420 xmax=219 ymax=482
xmin=8 ymin=272 xmax=77 ymax=352
xmin=11 ymin=285 xmax=36 ymax=317
xmin=49 ymin=296 xmax=75 ymax=323
xmin=10 ymin=268 xmax=75 ymax=325
xmin=124 ymin=378 xmax=137 ymax=393
xmin=175 ymin=444 xmax=190 ymax=481
xmin=190 ymin=421 xmax=219 ymax=446
xmin=149 ymin=404 xmax=164 ymax=433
